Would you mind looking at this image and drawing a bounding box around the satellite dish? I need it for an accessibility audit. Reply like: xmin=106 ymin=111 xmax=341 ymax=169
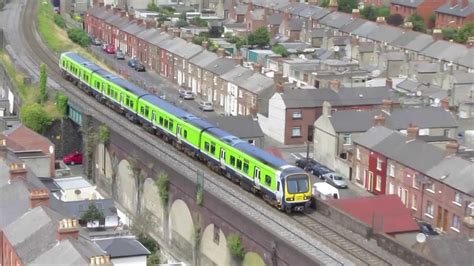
xmin=416 ymin=233 xmax=426 ymax=243
xmin=434 ymin=98 xmax=440 ymax=104
xmin=334 ymin=46 xmax=340 ymax=52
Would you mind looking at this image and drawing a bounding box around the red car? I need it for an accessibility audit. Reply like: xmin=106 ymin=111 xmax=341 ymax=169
xmin=63 ymin=151 xmax=83 ymax=165
xmin=105 ymin=44 xmax=115 ymax=54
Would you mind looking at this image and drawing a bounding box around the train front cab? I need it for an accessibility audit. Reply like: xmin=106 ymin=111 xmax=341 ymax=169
xmin=283 ymin=172 xmax=312 ymax=213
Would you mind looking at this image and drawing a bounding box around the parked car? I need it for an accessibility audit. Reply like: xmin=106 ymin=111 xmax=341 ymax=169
xmin=307 ymin=164 xmax=332 ymax=179
xmin=90 ymin=38 xmax=102 ymax=46
xmin=295 ymin=157 xmax=317 ymax=169
xmin=134 ymin=62 xmax=146 ymax=72
xmin=417 ymin=221 xmax=439 ymax=236
xmin=105 ymin=44 xmax=115 ymax=54
xmin=128 ymin=58 xmax=137 ymax=68
xmin=63 ymin=151 xmax=83 ymax=165
xmin=179 ymin=89 xmax=194 ymax=100
xmin=323 ymin=172 xmax=348 ymax=189
xmin=115 ymin=50 xmax=125 ymax=60
xmin=199 ymin=101 xmax=214 ymax=111
xmin=101 ymin=43 xmax=108 ymax=51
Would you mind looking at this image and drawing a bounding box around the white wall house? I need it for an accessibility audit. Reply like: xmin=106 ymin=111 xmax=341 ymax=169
xmin=257 ymin=93 xmax=286 ymax=143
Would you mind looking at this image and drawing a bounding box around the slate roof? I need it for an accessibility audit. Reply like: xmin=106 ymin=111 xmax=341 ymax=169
xmin=32 ymin=238 xmax=105 ymax=265
xmin=457 ymin=49 xmax=474 ymax=69
xmin=453 ymin=72 xmax=474 ymax=84
xmin=122 ymin=21 xmax=146 ymax=35
xmin=396 ymin=79 xmax=448 ymax=100
xmin=329 ymin=107 xmax=457 ymax=133
xmin=420 ymin=235 xmax=474 ymax=265
xmin=421 ymin=40 xmax=469 ymax=63
xmin=235 ymin=4 xmax=248 ymax=15
xmin=300 ymin=5 xmax=330 ymax=20
xmin=354 ymin=126 xmax=446 ymax=173
xmin=238 ymin=73 xmax=275 ymax=94
xmin=202 ymin=58 xmax=237 ymax=75
xmin=284 ymin=2 xmax=309 ymax=16
xmin=409 ymin=61 xmax=439 ymax=73
xmin=249 ymin=8 xmax=266 ymax=20
xmin=390 ymin=0 xmax=424 ymax=8
xmin=175 ymin=42 xmax=203 ymax=59
xmin=146 ymin=32 xmax=172 ymax=46
xmin=328 ymin=195 xmax=419 ymax=234
xmin=350 ymin=21 xmax=379 ymax=38
xmin=267 ymin=13 xmax=284 ymax=25
xmin=436 ymin=0 xmax=474 ymax=17
xmin=286 ymin=18 xmax=305 ymax=31
xmin=50 ymin=198 xmax=117 ymax=218
xmin=391 ymin=31 xmax=435 ymax=52
xmin=281 ymin=86 xmax=397 ymax=108
xmin=369 ymin=25 xmax=405 ymax=43
xmin=358 ymin=42 xmax=375 ymax=53
xmin=340 ymin=19 xmax=369 ymax=34
xmin=55 ymin=176 xmax=93 ymax=190
xmin=220 ymin=65 xmax=254 ymax=83
xmin=426 ymin=156 xmax=474 ymax=195
xmin=319 ymin=12 xmax=354 ymax=29
xmin=189 ymin=50 xmax=219 ymax=67
xmin=210 ymin=116 xmax=264 ymax=139
xmin=385 ymin=51 xmax=406 ymax=61
xmin=136 ymin=28 xmax=159 ymax=42
xmin=95 ymin=237 xmax=151 ymax=258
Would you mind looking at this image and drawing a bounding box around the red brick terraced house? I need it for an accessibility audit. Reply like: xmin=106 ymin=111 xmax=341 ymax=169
xmin=435 ymin=0 xmax=474 ymax=29
xmin=390 ymin=0 xmax=446 ymax=27
xmin=353 ymin=125 xmax=474 ymax=237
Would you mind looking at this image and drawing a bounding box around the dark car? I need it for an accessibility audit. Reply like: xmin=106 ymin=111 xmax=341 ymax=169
xmin=417 ymin=221 xmax=439 ymax=236
xmin=63 ymin=151 xmax=83 ymax=165
xmin=128 ymin=58 xmax=137 ymax=68
xmin=307 ymin=164 xmax=332 ymax=179
xmin=295 ymin=158 xmax=317 ymax=169
xmin=134 ymin=62 xmax=146 ymax=72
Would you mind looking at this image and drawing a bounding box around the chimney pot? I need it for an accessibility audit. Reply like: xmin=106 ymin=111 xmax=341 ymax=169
xmin=467 ymin=37 xmax=474 ymax=48
xmin=329 ymin=0 xmax=338 ymax=12
xmin=186 ymin=36 xmax=193 ymax=43
xmin=382 ymin=99 xmax=393 ymax=113
xmin=376 ymin=17 xmax=386 ymax=25
xmin=403 ymin=22 xmax=413 ymax=31
xmin=446 ymin=141 xmax=459 ymax=156
xmin=29 ymin=188 xmax=50 ymax=208
xmin=57 ymin=218 xmax=79 ymax=241
xmin=406 ymin=124 xmax=419 ymax=140
xmin=329 ymin=79 xmax=341 ymax=92
xmin=386 ymin=78 xmax=393 ymax=88
xmin=352 ymin=9 xmax=360 ymax=19
xmin=433 ymin=29 xmax=442 ymax=41
xmin=374 ymin=115 xmax=386 ymax=126
xmin=160 ymin=24 xmax=168 ymax=32
xmin=253 ymin=63 xmax=262 ymax=73
xmin=274 ymin=71 xmax=283 ymax=85
xmin=233 ymin=56 xmax=243 ymax=66
xmin=9 ymin=163 xmax=27 ymax=182
xmin=217 ymin=47 xmax=226 ymax=57
xmin=127 ymin=13 xmax=133 ymax=22
xmin=173 ymin=29 xmax=181 ymax=38
xmin=120 ymin=10 xmax=126 ymax=17
xmin=145 ymin=19 xmax=156 ymax=29
xmin=201 ymin=41 xmax=209 ymax=49
xmin=276 ymin=82 xmax=284 ymax=93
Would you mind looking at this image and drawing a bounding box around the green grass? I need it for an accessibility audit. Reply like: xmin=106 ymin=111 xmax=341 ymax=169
xmin=37 ymin=0 xmax=74 ymax=53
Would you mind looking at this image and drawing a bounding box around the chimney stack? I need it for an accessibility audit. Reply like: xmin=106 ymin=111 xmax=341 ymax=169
xmin=29 ymin=188 xmax=50 ymax=208
xmin=120 ymin=10 xmax=126 ymax=17
xmin=445 ymin=141 xmax=459 ymax=156
xmin=112 ymin=7 xmax=119 ymax=15
xmin=406 ymin=124 xmax=419 ymax=140
xmin=467 ymin=37 xmax=474 ymax=48
xmin=127 ymin=13 xmax=133 ymax=22
xmin=322 ymin=101 xmax=332 ymax=116
xmin=145 ymin=19 xmax=156 ymax=29
xmin=173 ymin=29 xmax=181 ymax=38
xmin=376 ymin=17 xmax=386 ymax=25
xmin=136 ymin=19 xmax=144 ymax=26
xmin=105 ymin=4 xmax=111 ymax=10
xmin=433 ymin=29 xmax=442 ymax=41
xmin=233 ymin=55 xmax=243 ymax=66
xmin=90 ymin=255 xmax=112 ymax=266
xmin=201 ymin=41 xmax=209 ymax=50
xmin=217 ymin=47 xmax=225 ymax=57
xmin=386 ymin=78 xmax=393 ymax=88
xmin=374 ymin=115 xmax=386 ymax=126
xmin=461 ymin=0 xmax=469 ymax=8
xmin=329 ymin=0 xmax=338 ymax=12
xmin=274 ymin=71 xmax=283 ymax=85
xmin=160 ymin=24 xmax=168 ymax=32
xmin=253 ymin=63 xmax=262 ymax=73
xmin=98 ymin=2 xmax=104 ymax=8
xmin=57 ymin=219 xmax=79 ymax=241
xmin=9 ymin=163 xmax=27 ymax=182
xmin=403 ymin=22 xmax=413 ymax=31
xmin=276 ymin=82 xmax=284 ymax=93
xmin=248 ymin=1 xmax=253 ymax=11
xmin=382 ymin=99 xmax=393 ymax=113
xmin=451 ymin=0 xmax=457 ymax=7
xmin=186 ymin=36 xmax=193 ymax=43
xmin=352 ymin=9 xmax=360 ymax=19
xmin=329 ymin=79 xmax=341 ymax=93
xmin=441 ymin=98 xmax=450 ymax=110
xmin=283 ymin=9 xmax=290 ymax=24
xmin=0 ymin=138 xmax=7 ymax=159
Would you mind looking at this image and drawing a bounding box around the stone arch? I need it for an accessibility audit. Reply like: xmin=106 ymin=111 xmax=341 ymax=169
xmin=199 ymin=224 xmax=231 ymax=266
xmin=142 ymin=178 xmax=164 ymax=230
xmin=169 ymin=199 xmax=194 ymax=256
xmin=242 ymin=252 xmax=265 ymax=266
xmin=116 ymin=159 xmax=137 ymax=213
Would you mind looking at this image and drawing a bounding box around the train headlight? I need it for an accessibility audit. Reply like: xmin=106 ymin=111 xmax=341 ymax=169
xmin=285 ymin=197 xmax=295 ymax=201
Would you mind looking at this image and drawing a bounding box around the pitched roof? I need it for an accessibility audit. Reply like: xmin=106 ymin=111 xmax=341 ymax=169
xmin=409 ymin=60 xmax=439 ymax=73
xmin=390 ymin=0 xmax=424 ymax=8
xmin=249 ymin=8 xmax=266 ymax=20
xmin=426 ymin=156 xmax=474 ymax=195
xmin=267 ymin=13 xmax=284 ymax=25
xmin=436 ymin=1 xmax=474 ymax=17
xmin=2 ymin=124 xmax=53 ymax=152
xmin=55 ymin=176 xmax=93 ymax=190
xmin=421 ymin=40 xmax=469 ymax=64
xmin=286 ymin=18 xmax=305 ymax=31
xmin=238 ymin=73 xmax=275 ymax=94
xmin=319 ymin=12 xmax=354 ymax=29
xmin=358 ymin=42 xmax=375 ymax=53
xmin=348 ymin=20 xmax=379 ymax=38
xmin=419 ymin=235 xmax=474 ymax=265
xmin=369 ymin=25 xmax=405 ymax=43
xmin=95 ymin=237 xmax=150 ymax=258
xmin=391 ymin=31 xmax=435 ymax=52
xmin=209 ymin=116 xmax=264 ymax=139
xmin=329 ymin=107 xmax=457 ymax=133
xmin=280 ymin=87 xmax=397 ymax=108
xmin=189 ymin=50 xmax=219 ymax=67
xmin=453 ymin=72 xmax=474 ymax=84
xmin=220 ymin=65 xmax=254 ymax=83
xmin=328 ymin=195 xmax=419 ymax=234
xmin=32 ymin=238 xmax=104 ymax=265
xmin=202 ymin=57 xmax=237 ymax=75
xmin=50 ymin=198 xmax=117 ymax=218
xmin=300 ymin=5 xmax=330 ymax=20
xmin=354 ymin=126 xmax=446 ymax=173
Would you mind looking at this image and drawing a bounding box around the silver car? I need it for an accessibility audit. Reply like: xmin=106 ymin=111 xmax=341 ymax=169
xmin=115 ymin=51 xmax=125 ymax=60
xmin=323 ymin=172 xmax=348 ymax=189
xmin=199 ymin=101 xmax=214 ymax=111
xmin=179 ymin=89 xmax=194 ymax=100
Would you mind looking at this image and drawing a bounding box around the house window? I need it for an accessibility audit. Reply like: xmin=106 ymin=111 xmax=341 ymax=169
xmin=376 ymin=175 xmax=381 ymax=191
xmin=413 ymin=174 xmax=421 ymax=189
xmin=292 ymin=111 xmax=302 ymax=119
xmin=426 ymin=182 xmax=435 ymax=193
xmin=444 ymin=129 xmax=451 ymax=138
xmin=238 ymin=90 xmax=243 ymax=98
xmin=355 ymin=166 xmax=360 ymax=180
xmin=454 ymin=192 xmax=463 ymax=205
xmin=291 ymin=127 xmax=301 ymax=137
xmin=376 ymin=158 xmax=383 ymax=171
xmin=356 ymin=148 xmax=361 ymax=160
xmin=412 ymin=194 xmax=417 ymax=210
xmin=213 ymin=225 xmax=220 ymax=244
xmin=451 ymin=214 xmax=461 ymax=232
xmin=384 ymin=163 xmax=392 ymax=177
xmin=343 ymin=134 xmax=351 ymax=145
xmin=389 ymin=182 xmax=394 ymax=194
xmin=426 ymin=200 xmax=434 ymax=218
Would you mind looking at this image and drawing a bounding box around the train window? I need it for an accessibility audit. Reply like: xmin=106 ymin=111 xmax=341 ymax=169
xmin=210 ymin=143 xmax=216 ymax=154
xmin=140 ymin=106 xmax=144 ymax=115
xmin=265 ymin=175 xmax=271 ymax=185
xmin=236 ymin=160 xmax=242 ymax=170
xmin=130 ymin=102 xmax=134 ymax=108
xmin=204 ymin=142 xmax=210 ymax=152
xmin=169 ymin=120 xmax=173 ymax=130
xmin=159 ymin=117 xmax=163 ymax=125
xmin=107 ymin=85 xmax=111 ymax=95
xmin=164 ymin=120 xmax=168 ymax=128
xmin=230 ymin=156 xmax=235 ymax=166
xmin=183 ymin=130 xmax=187 ymax=138
xmin=145 ymin=106 xmax=149 ymax=117
xmin=243 ymin=161 xmax=249 ymax=173
xmin=62 ymin=61 xmax=66 ymax=67
xmin=277 ymin=182 xmax=280 ymax=191
xmin=125 ymin=96 xmax=130 ymax=106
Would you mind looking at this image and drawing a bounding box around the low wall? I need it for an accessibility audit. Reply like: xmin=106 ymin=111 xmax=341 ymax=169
xmin=316 ymin=200 xmax=436 ymax=266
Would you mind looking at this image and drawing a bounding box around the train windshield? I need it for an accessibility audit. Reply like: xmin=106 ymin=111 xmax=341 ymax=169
xmin=287 ymin=175 xmax=309 ymax=193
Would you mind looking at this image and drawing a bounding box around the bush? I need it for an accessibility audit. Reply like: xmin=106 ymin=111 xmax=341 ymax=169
xmin=80 ymin=203 xmax=104 ymax=223
xmin=55 ymin=92 xmax=68 ymax=117
xmin=155 ymin=172 xmax=169 ymax=203
xmin=53 ymin=14 xmax=66 ymax=28
xmin=407 ymin=13 xmax=426 ymax=32
xmin=387 ymin=14 xmax=404 ymax=26
xmin=272 ymin=44 xmax=289 ymax=57
xmin=248 ymin=27 xmax=270 ymax=47
xmin=20 ymin=103 xmax=52 ymax=133
xmin=67 ymin=28 xmax=90 ymax=47
xmin=38 ymin=63 xmax=48 ymax=103
xmin=192 ymin=36 xmax=207 ymax=45
xmin=227 ymin=233 xmax=244 ymax=260
xmin=138 ymin=234 xmax=158 ymax=253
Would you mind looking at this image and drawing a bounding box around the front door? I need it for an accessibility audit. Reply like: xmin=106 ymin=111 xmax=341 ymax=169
xmin=368 ymin=172 xmax=374 ymax=192
xmin=436 ymin=206 xmax=443 ymax=229
xmin=443 ymin=209 xmax=449 ymax=232
xmin=254 ymin=167 xmax=261 ymax=189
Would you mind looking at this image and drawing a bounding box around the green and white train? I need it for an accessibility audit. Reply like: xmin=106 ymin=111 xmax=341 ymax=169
xmin=59 ymin=52 xmax=311 ymax=212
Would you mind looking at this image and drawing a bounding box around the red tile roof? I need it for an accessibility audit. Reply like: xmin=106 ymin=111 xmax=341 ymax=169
xmin=265 ymin=147 xmax=284 ymax=159
xmin=328 ymin=195 xmax=419 ymax=234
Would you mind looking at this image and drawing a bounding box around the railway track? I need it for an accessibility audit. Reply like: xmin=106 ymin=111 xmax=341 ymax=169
xmin=6 ymin=1 xmax=400 ymax=265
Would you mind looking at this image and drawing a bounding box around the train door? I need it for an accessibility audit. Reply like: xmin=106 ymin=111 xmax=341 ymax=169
xmin=176 ymin=124 xmax=182 ymax=142
xmin=151 ymin=111 xmax=156 ymax=127
xmin=119 ymin=93 xmax=124 ymax=107
xmin=254 ymin=167 xmax=261 ymax=189
xmin=219 ymin=148 xmax=226 ymax=168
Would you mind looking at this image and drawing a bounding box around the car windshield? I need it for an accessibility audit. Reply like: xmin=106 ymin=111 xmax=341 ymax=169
xmin=333 ymin=175 xmax=343 ymax=180
xmin=287 ymin=175 xmax=309 ymax=193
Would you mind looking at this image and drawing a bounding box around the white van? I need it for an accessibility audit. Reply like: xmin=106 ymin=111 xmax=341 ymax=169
xmin=312 ymin=182 xmax=340 ymax=200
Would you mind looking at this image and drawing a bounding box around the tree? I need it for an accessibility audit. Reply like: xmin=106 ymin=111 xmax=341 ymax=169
xmin=192 ymin=36 xmax=206 ymax=45
xmin=155 ymin=172 xmax=169 ymax=204
xmin=55 ymin=91 xmax=68 ymax=117
xmin=457 ymin=22 xmax=474 ymax=43
xmin=98 ymin=125 xmax=110 ymax=177
xmin=361 ymin=6 xmax=390 ymax=21
xmin=190 ymin=16 xmax=208 ymax=27
xmin=38 ymin=63 xmax=47 ymax=103
xmin=387 ymin=14 xmax=404 ymax=26
xmin=80 ymin=203 xmax=104 ymax=224
xmin=320 ymin=0 xmax=329 ymax=7
xmin=337 ymin=0 xmax=358 ymax=13
xmin=67 ymin=28 xmax=90 ymax=47
xmin=442 ymin=28 xmax=458 ymax=41
xmin=248 ymin=27 xmax=270 ymax=47
xmin=407 ymin=13 xmax=426 ymax=32
xmin=20 ymin=103 xmax=52 ymax=133
xmin=175 ymin=19 xmax=189 ymax=28
xmin=146 ymin=2 xmax=160 ymax=12
xmin=227 ymin=233 xmax=244 ymax=260
xmin=272 ymin=44 xmax=289 ymax=57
